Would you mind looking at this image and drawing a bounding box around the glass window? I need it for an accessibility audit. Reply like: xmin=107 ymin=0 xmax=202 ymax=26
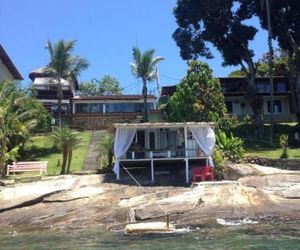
xmin=225 ymin=101 xmax=233 ymax=114
xmin=267 ymin=100 xmax=282 ymax=113
xmin=75 ymin=103 xmax=103 ymax=113
xmin=276 ymin=82 xmax=286 ymax=92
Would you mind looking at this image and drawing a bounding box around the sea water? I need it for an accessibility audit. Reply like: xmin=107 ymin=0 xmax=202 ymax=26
xmin=1 ymin=221 xmax=300 ymax=250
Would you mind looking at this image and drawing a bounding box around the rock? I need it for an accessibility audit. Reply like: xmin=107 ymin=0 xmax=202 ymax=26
xmin=223 ymin=163 xmax=299 ymax=180
xmin=125 ymin=222 xmax=175 ymax=234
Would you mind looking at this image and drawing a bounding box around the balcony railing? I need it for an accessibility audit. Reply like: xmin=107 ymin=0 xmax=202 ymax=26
xmin=120 ymin=149 xmax=206 ymax=160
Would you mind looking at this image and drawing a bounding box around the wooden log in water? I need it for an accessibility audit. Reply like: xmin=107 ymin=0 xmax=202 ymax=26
xmin=125 ymin=222 xmax=175 ymax=234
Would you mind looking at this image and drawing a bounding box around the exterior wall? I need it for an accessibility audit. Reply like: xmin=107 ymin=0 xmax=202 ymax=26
xmin=70 ymin=113 xmax=143 ymax=130
xmin=0 ymin=58 xmax=14 ymax=82
xmin=224 ymin=95 xmax=296 ymax=122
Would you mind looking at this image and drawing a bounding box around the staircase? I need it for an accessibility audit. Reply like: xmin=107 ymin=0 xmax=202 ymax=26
xmin=82 ymin=130 xmax=105 ymax=171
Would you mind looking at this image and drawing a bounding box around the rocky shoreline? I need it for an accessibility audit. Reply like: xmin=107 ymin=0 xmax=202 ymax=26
xmin=0 ymin=164 xmax=300 ymax=232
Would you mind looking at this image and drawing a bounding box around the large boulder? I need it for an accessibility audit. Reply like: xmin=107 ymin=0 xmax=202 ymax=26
xmin=223 ymin=163 xmax=299 ymax=180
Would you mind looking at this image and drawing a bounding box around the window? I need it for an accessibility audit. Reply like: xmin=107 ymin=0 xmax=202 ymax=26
xmin=276 ymin=82 xmax=286 ymax=92
xmin=256 ymin=82 xmax=270 ymax=93
xmin=225 ymin=101 xmax=233 ymax=114
xmin=75 ymin=103 xmax=103 ymax=113
xmin=267 ymin=100 xmax=282 ymax=113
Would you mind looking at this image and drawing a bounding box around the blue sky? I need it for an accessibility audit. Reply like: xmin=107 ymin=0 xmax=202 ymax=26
xmin=1 ymin=0 xmax=270 ymax=95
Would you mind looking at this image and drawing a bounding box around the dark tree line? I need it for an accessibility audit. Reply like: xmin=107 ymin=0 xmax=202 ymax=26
xmin=173 ymin=0 xmax=300 ymax=131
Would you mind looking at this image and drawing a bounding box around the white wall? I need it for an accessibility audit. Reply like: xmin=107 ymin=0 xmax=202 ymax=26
xmin=0 ymin=58 xmax=14 ymax=82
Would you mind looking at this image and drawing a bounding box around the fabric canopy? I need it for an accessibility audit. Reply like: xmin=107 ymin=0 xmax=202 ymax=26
xmin=188 ymin=125 xmax=215 ymax=166
xmin=113 ymin=128 xmax=137 ymax=174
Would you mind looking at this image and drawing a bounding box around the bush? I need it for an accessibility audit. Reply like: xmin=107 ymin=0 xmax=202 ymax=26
xmin=279 ymin=134 xmax=289 ymax=159
xmin=216 ymin=131 xmax=245 ymax=162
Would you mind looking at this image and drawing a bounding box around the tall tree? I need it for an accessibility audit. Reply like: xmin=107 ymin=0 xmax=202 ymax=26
xmin=166 ymin=61 xmax=227 ymax=124
xmin=239 ymin=0 xmax=300 ymax=123
xmin=173 ymin=0 xmax=264 ymax=136
xmin=79 ymin=81 xmax=98 ymax=96
xmin=79 ymin=75 xmax=122 ymax=96
xmin=130 ymin=47 xmax=164 ymax=122
xmin=45 ymin=40 xmax=89 ymax=127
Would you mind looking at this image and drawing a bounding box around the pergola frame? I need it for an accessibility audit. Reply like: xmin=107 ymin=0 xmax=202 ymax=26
xmin=113 ymin=122 xmax=215 ymax=183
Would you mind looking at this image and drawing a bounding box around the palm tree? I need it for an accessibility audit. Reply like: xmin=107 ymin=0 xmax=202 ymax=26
xmin=130 ymin=47 xmax=164 ymax=121
xmin=45 ymin=40 xmax=89 ymax=127
xmin=0 ymin=81 xmax=39 ymax=177
xmin=52 ymin=127 xmax=81 ymax=174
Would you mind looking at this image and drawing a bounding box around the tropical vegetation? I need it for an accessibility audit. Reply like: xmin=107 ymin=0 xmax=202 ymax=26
xmin=0 ymin=81 xmax=49 ymax=177
xmin=45 ymin=39 xmax=89 ymax=127
xmin=130 ymin=47 xmax=164 ymax=121
xmin=52 ymin=127 xmax=82 ymax=174
xmin=79 ymin=75 xmax=122 ymax=96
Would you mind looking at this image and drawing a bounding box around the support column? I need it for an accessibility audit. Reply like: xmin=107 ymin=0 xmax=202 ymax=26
xmin=116 ymin=160 xmax=120 ymax=180
xmin=185 ymin=158 xmax=189 ymax=183
xmin=184 ymin=126 xmax=188 ymax=157
xmin=151 ymin=160 xmax=154 ymax=183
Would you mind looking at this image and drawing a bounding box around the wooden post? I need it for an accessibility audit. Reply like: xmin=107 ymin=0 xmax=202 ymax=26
xmin=185 ymin=159 xmax=189 ymax=183
xmin=116 ymin=160 xmax=120 ymax=180
xmin=151 ymin=160 xmax=154 ymax=183
xmin=165 ymin=214 xmax=170 ymax=229
xmin=184 ymin=126 xmax=189 ymax=183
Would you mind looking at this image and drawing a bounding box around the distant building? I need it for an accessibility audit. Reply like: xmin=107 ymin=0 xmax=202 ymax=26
xmin=71 ymin=95 xmax=158 ymax=129
xmin=29 ymin=67 xmax=158 ymax=128
xmin=29 ymin=67 xmax=78 ymax=115
xmin=160 ymin=77 xmax=296 ymax=123
xmin=0 ymin=44 xmax=23 ymax=82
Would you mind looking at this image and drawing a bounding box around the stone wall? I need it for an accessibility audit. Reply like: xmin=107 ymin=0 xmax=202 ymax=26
xmin=70 ymin=113 xmax=143 ymax=130
xmin=245 ymin=156 xmax=300 ymax=170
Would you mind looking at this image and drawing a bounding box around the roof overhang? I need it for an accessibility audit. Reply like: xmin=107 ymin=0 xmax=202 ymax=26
xmin=0 ymin=44 xmax=23 ymax=80
xmin=113 ymin=122 xmax=214 ymax=129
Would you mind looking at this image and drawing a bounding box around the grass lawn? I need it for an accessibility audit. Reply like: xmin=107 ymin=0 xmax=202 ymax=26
xmin=233 ymin=122 xmax=300 ymax=159
xmin=22 ymin=131 xmax=92 ymax=175
xmin=243 ymin=139 xmax=300 ymax=159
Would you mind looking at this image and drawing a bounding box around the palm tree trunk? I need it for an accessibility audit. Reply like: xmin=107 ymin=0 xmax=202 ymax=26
xmin=57 ymin=78 xmax=63 ymax=128
xmin=66 ymin=149 xmax=72 ymax=174
xmin=142 ymin=79 xmax=148 ymax=122
xmin=60 ymin=146 xmax=68 ymax=174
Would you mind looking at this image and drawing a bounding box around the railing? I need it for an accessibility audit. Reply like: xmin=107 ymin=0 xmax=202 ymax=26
xmin=121 ymin=149 xmax=205 ymax=160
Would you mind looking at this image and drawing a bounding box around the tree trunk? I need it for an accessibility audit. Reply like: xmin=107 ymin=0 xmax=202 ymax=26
xmin=57 ymin=78 xmax=63 ymax=128
xmin=0 ymin=146 xmax=7 ymax=178
xmin=295 ymin=72 xmax=300 ymax=123
xmin=60 ymin=146 xmax=68 ymax=175
xmin=246 ymin=63 xmax=264 ymax=138
xmin=66 ymin=149 xmax=72 ymax=174
xmin=142 ymin=79 xmax=148 ymax=122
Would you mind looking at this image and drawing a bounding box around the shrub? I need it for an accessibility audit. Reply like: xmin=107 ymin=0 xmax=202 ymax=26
xmin=99 ymin=133 xmax=114 ymax=168
xmin=279 ymin=134 xmax=289 ymax=159
xmin=216 ymin=131 xmax=245 ymax=162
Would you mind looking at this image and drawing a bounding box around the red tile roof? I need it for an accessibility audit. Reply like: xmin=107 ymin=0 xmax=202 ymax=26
xmin=0 ymin=44 xmax=23 ymax=80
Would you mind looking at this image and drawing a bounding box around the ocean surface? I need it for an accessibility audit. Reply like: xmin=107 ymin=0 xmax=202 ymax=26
xmin=1 ymin=221 xmax=300 ymax=250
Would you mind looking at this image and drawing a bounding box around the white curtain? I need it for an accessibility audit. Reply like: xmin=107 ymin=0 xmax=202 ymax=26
xmin=188 ymin=126 xmax=215 ymax=166
xmin=113 ymin=128 xmax=137 ymax=174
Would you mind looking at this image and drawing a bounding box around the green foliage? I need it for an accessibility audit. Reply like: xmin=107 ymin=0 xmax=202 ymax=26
xmin=228 ymin=70 xmax=247 ymax=77
xmin=45 ymin=39 xmax=89 ymax=127
xmin=216 ymin=131 xmax=245 ymax=162
xmin=166 ymin=61 xmax=229 ymax=127
xmin=52 ymin=126 xmax=82 ymax=174
xmin=279 ymin=134 xmax=289 ymax=159
xmin=79 ymin=81 xmax=98 ymax=96
xmin=99 ymin=133 xmax=114 ymax=168
xmin=0 ymin=81 xmax=49 ymax=177
xmin=130 ymin=46 xmax=164 ymax=121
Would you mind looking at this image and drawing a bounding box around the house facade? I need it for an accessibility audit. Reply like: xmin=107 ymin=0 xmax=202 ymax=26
xmin=29 ymin=67 xmax=78 ymax=115
xmin=161 ymin=77 xmax=296 ymax=123
xmin=29 ymin=67 xmax=159 ymax=128
xmin=0 ymin=44 xmax=23 ymax=82
xmin=71 ymin=95 xmax=158 ymax=129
